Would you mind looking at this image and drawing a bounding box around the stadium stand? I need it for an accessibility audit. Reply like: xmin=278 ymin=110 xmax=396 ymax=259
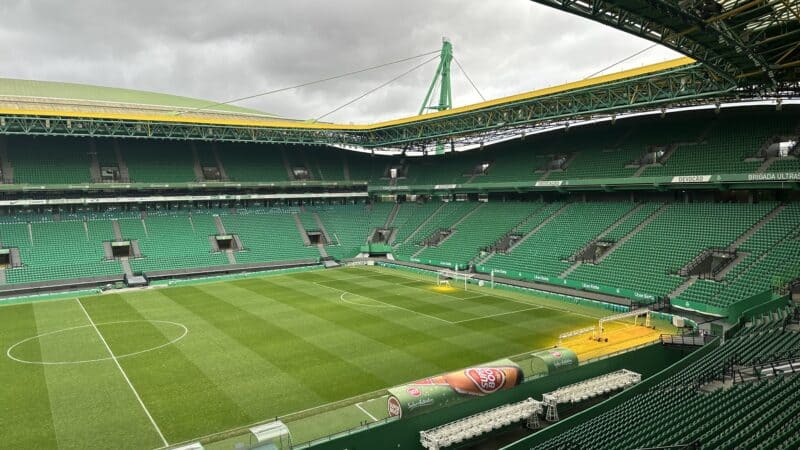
xmin=220 ymin=208 xmax=319 ymax=263
xmin=121 ymin=140 xmax=197 ymax=183
xmin=7 ymin=136 xmax=92 ymax=184
xmin=482 ymin=202 xmax=637 ymax=278
xmin=1 ymin=200 xmax=797 ymax=319
xmin=123 ymin=210 xmax=228 ymax=273
xmin=315 ymin=202 xmax=394 ymax=259
xmin=216 ymin=142 xmax=289 ymax=182
xmin=527 ymin=325 xmax=800 ymax=450
xmin=415 ymin=201 xmax=535 ymax=265
xmin=389 ymin=201 xmax=443 ymax=244
xmin=307 ymin=147 xmax=346 ymax=181
xmin=394 ymin=201 xmax=477 ymax=257
xmin=677 ymin=203 xmax=800 ymax=308
xmin=567 ymin=202 xmax=777 ymax=299
xmin=0 ymin=108 xmax=797 ymax=187
xmin=1 ymin=214 xmax=121 ymax=283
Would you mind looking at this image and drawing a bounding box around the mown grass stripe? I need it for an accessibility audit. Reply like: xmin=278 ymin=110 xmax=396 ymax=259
xmin=125 ymin=286 xmax=327 ymax=418
xmin=76 ymin=298 xmax=169 ymax=447
xmin=80 ymin=294 xmax=254 ymax=444
xmin=33 ymin=298 xmax=165 ymax=450
xmin=0 ymin=303 xmax=58 ymax=449
xmin=241 ymin=276 xmax=499 ymax=370
xmin=161 ymin=285 xmax=388 ymax=402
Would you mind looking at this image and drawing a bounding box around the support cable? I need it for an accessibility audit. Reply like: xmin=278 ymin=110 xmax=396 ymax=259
xmin=584 ymin=43 xmax=659 ymax=79
xmin=454 ymin=56 xmax=486 ymax=101
xmin=315 ymin=54 xmax=440 ymax=121
xmin=174 ymin=49 xmax=441 ymax=116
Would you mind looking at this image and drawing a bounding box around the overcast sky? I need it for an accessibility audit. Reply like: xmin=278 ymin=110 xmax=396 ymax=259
xmin=0 ymin=1 xmax=681 ymax=123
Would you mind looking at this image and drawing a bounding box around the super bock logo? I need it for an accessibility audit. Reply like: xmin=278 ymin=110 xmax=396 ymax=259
xmin=406 ymin=387 xmax=421 ymax=397
xmin=388 ymin=396 xmax=402 ymax=418
xmin=464 ymin=367 xmax=506 ymax=394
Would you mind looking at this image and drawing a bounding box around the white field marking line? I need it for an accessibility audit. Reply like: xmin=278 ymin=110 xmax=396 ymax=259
xmin=339 ymin=292 xmax=393 ymax=309
xmin=355 ymin=402 xmax=379 ymax=422
xmin=396 ymin=280 xmax=486 ymax=300
xmin=323 ymin=271 xmax=487 ymax=302
xmin=449 ymin=306 xmax=544 ymax=324
xmin=310 ymin=281 xmax=455 ymax=325
xmin=320 ymin=273 xmax=554 ymax=324
xmin=6 ymin=320 xmax=188 ymax=365
xmin=369 ymin=266 xmax=606 ymax=320
xmin=75 ymin=298 xmax=169 ymax=447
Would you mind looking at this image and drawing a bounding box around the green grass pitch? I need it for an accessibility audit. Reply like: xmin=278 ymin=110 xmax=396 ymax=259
xmin=0 ymin=265 xmax=610 ymax=449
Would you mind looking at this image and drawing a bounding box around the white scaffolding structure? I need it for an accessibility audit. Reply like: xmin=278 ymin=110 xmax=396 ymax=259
xmin=436 ymin=269 xmax=474 ymax=290
xmin=540 ymin=369 xmax=642 ymax=422
xmin=419 ymin=398 xmax=542 ymax=450
xmin=545 ymin=369 xmax=642 ymax=404
xmin=597 ymin=309 xmax=651 ymax=337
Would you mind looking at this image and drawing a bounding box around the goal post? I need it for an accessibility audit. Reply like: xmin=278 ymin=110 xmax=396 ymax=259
xmin=436 ymin=269 xmax=474 ymax=290
xmin=597 ymin=309 xmax=651 ymax=338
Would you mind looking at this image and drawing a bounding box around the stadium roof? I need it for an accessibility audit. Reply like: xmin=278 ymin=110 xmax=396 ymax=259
xmin=3 ymin=0 xmax=799 ymax=152
xmin=0 ymin=56 xmax=740 ymax=150
xmin=531 ymin=0 xmax=800 ymax=86
xmin=0 ymin=78 xmax=284 ymax=122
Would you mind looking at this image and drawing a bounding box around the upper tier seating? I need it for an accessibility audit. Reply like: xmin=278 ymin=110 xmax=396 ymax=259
xmin=1 ymin=108 xmax=796 ymax=187
xmin=7 ymin=136 xmax=92 ymax=184
xmin=121 ymin=140 xmax=196 ymax=183
xmin=216 ymin=143 xmax=289 ymax=182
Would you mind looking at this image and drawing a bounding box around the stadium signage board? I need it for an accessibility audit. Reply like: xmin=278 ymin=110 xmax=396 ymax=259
xmin=529 ymin=347 xmax=578 ymax=375
xmin=670 ymin=175 xmax=712 ymax=183
xmin=475 ymin=265 xmax=658 ymax=303
xmin=535 ymin=180 xmax=564 ymax=187
xmin=747 ymin=172 xmax=800 ymax=181
xmin=386 ymin=358 xmax=523 ymax=419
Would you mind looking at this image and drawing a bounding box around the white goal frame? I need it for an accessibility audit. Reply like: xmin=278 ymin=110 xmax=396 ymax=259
xmin=436 ymin=269 xmax=474 ymax=290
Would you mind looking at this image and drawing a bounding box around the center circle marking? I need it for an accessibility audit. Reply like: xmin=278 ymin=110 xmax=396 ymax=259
xmin=6 ymin=320 xmax=188 ymax=365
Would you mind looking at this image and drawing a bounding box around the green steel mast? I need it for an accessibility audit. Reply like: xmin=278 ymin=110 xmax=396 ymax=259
xmin=419 ymin=38 xmax=454 ymax=115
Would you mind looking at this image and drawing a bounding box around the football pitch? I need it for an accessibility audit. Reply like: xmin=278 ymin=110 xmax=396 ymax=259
xmin=1 ymin=265 xmax=621 ymax=449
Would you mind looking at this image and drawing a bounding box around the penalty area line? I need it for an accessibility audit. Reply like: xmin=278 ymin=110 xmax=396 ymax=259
xmin=75 ymin=298 xmax=169 ymax=447
xmin=449 ymin=306 xmax=544 ymax=324
xmin=312 ymin=281 xmax=455 ymax=325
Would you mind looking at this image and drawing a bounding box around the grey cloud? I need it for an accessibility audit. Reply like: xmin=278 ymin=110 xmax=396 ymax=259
xmin=0 ymin=0 xmax=681 ymax=123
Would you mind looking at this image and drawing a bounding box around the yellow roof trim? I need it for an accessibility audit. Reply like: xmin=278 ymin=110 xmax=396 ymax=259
xmin=0 ymin=57 xmax=695 ymax=132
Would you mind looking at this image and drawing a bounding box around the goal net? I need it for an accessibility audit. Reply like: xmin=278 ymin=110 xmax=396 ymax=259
xmin=436 ymin=269 xmax=475 ymax=290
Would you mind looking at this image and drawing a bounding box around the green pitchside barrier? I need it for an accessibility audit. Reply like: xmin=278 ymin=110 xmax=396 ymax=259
xmin=301 ymin=344 xmax=689 ymax=450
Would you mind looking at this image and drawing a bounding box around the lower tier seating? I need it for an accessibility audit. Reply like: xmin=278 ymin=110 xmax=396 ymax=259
xmin=529 ymin=327 xmax=800 ymax=450
xmin=0 ymin=201 xmax=798 ymax=319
